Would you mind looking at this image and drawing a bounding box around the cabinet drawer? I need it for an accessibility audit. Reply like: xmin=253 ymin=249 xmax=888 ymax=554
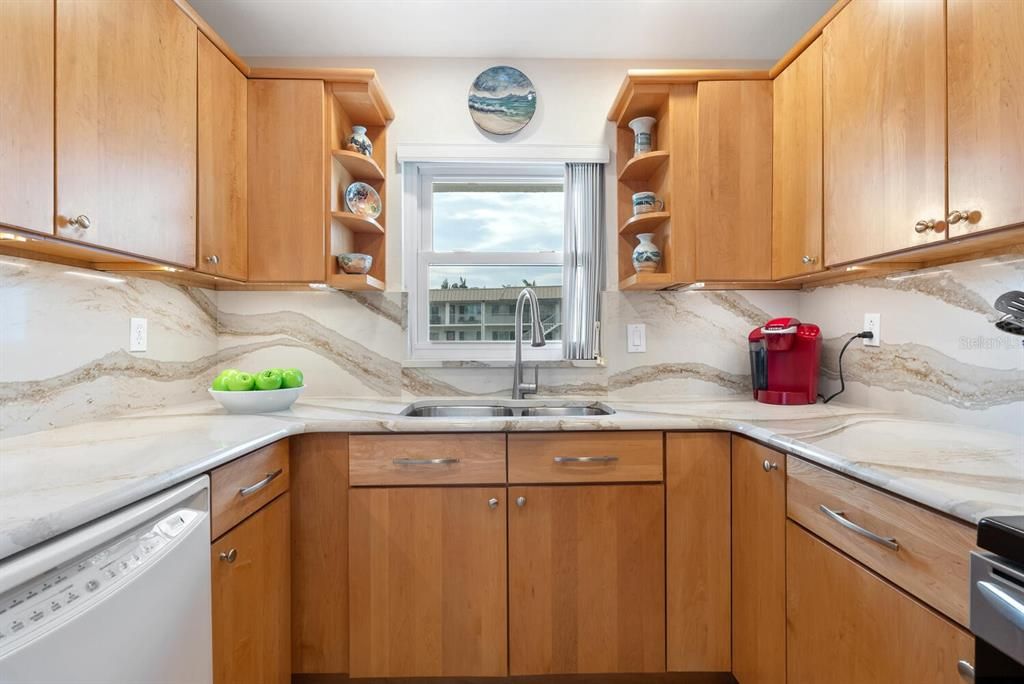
xmin=508 ymin=432 xmax=663 ymax=484
xmin=211 ymin=439 xmax=289 ymax=540
xmin=349 ymin=434 xmax=506 ymax=486
xmin=786 ymin=456 xmax=975 ymax=626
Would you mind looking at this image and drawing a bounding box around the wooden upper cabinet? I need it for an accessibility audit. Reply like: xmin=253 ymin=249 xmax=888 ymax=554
xmin=947 ymin=0 xmax=1024 ymax=237
xmin=823 ymin=0 xmax=947 ymax=265
xmin=349 ymin=487 xmax=508 ymax=678
xmin=0 ymin=0 xmax=53 ymax=235
xmin=772 ymin=38 xmax=823 ymax=280
xmin=732 ymin=436 xmax=786 ymax=684
xmin=212 ymin=493 xmax=291 ymax=684
xmin=55 ymin=0 xmax=197 ymax=267
xmin=508 ymin=484 xmax=665 ymax=676
xmin=787 ymin=523 xmax=974 ymax=684
xmin=247 ymin=79 xmax=326 ymax=282
xmin=696 ymin=80 xmax=773 ymax=282
xmin=198 ymin=35 xmax=247 ymax=281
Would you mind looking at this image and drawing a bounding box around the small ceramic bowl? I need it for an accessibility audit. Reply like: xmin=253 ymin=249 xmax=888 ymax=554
xmin=337 ymin=253 xmax=373 ymax=274
xmin=209 ymin=386 xmax=304 ymax=414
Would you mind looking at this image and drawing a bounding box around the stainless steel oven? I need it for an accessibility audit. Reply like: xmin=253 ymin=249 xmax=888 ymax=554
xmin=970 ymin=517 xmax=1024 ymax=683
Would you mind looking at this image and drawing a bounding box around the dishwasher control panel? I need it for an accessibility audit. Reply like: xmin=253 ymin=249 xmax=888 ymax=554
xmin=0 ymin=508 xmax=200 ymax=653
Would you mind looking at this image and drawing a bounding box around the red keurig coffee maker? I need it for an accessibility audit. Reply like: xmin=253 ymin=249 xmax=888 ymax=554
xmin=747 ymin=317 xmax=822 ymax=405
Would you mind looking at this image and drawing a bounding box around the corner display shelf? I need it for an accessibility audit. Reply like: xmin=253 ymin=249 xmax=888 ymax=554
xmin=325 ymin=75 xmax=395 ymax=292
xmin=619 ymin=211 xmax=670 ymax=236
xmin=617 ymin=150 xmax=669 ymax=182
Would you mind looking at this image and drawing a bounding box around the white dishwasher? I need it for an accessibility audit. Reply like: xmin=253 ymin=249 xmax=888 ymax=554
xmin=0 ymin=476 xmax=212 ymax=684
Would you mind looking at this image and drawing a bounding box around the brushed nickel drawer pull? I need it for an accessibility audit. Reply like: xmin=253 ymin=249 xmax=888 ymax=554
xmin=238 ymin=468 xmax=283 ymax=497
xmin=553 ymin=455 xmax=619 ymax=464
xmin=819 ymin=505 xmax=900 ymax=551
xmin=957 ymin=660 xmax=975 ymax=681
xmin=392 ymin=457 xmax=460 ymax=466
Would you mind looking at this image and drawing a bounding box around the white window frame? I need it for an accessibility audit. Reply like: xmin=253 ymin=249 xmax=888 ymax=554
xmin=404 ymin=161 xmax=566 ymax=361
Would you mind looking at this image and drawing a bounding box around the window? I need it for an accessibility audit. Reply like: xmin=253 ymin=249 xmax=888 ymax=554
xmin=406 ymin=162 xmax=566 ymax=360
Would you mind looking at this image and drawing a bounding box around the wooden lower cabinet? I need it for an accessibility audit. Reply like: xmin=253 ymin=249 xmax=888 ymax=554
xmin=732 ymin=436 xmax=786 ymax=684
xmin=508 ymin=484 xmax=665 ymax=675
xmin=211 ymin=493 xmax=291 ymax=684
xmin=666 ymin=433 xmax=731 ymax=672
xmin=348 ymin=486 xmax=508 ymax=678
xmin=787 ymin=522 xmax=974 ymax=684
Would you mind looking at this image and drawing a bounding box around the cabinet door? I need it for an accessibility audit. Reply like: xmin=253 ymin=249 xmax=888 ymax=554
xmin=211 ymin=493 xmax=291 ymax=684
xmin=666 ymin=433 xmax=731 ymax=672
xmin=509 ymin=484 xmax=665 ymax=675
xmin=247 ymin=79 xmax=325 ymax=282
xmin=55 ymin=0 xmax=197 ymax=266
xmin=348 ymin=487 xmax=507 ymax=678
xmin=947 ymin=0 xmax=1024 ymax=237
xmin=787 ymin=522 xmax=974 ymax=684
xmin=0 ymin=0 xmax=53 ymax=235
xmin=696 ymin=80 xmax=773 ymax=282
xmin=198 ymin=35 xmax=247 ymax=280
xmin=772 ymin=38 xmax=823 ymax=280
xmin=732 ymin=436 xmax=786 ymax=684
xmin=823 ymin=0 xmax=946 ymax=265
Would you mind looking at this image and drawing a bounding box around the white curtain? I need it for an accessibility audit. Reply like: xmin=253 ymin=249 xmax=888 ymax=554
xmin=562 ymin=163 xmax=605 ymax=360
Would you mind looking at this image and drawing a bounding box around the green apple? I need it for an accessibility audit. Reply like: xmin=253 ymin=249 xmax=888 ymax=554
xmin=255 ymin=369 xmax=283 ymax=391
xmin=218 ymin=368 xmax=241 ymax=379
xmin=211 ymin=374 xmax=231 ymax=391
xmin=227 ymin=371 xmax=256 ymax=391
xmin=281 ymin=368 xmax=304 ymax=389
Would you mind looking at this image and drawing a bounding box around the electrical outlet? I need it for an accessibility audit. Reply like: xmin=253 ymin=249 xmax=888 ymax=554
xmin=627 ymin=323 xmax=646 ymax=353
xmin=863 ymin=313 xmax=880 ymax=347
xmin=129 ymin=317 xmax=148 ymax=352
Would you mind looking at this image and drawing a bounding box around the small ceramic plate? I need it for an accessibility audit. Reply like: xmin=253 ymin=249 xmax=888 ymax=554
xmin=209 ymin=386 xmax=304 ymax=414
xmin=345 ymin=182 xmax=382 ymax=219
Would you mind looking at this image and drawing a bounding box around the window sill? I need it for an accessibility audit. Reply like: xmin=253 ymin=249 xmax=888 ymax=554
xmin=402 ymin=357 xmax=606 ymax=370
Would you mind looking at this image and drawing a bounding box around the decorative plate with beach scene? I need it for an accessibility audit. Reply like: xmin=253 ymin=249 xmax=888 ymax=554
xmin=468 ymin=66 xmax=536 ymax=135
xmin=344 ymin=182 xmax=382 ymax=219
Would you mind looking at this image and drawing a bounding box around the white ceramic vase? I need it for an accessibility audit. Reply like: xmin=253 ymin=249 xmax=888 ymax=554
xmin=632 ymin=233 xmax=662 ymax=274
xmin=628 ymin=116 xmax=656 ymax=156
xmin=346 ymin=125 xmax=373 ymax=156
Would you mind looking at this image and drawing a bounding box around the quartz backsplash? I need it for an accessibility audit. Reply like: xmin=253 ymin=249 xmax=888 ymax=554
xmin=1 ymin=252 xmax=1021 ymax=437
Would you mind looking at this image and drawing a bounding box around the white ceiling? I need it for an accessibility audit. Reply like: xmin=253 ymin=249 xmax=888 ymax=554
xmin=189 ymin=0 xmax=834 ymax=61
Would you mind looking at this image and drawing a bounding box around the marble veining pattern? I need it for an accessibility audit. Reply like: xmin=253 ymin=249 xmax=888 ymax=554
xmin=1 ymin=396 xmax=1021 ymax=562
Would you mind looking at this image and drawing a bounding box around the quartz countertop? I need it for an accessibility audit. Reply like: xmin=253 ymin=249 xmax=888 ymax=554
xmin=1 ymin=396 xmax=1022 ymax=562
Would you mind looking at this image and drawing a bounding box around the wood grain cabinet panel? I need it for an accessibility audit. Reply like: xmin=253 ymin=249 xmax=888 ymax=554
xmin=666 ymin=433 xmax=731 ymax=672
xmin=786 ymin=456 xmax=976 ymax=627
xmin=947 ymin=0 xmax=1024 ymax=237
xmin=508 ymin=431 xmax=663 ymax=484
xmin=787 ymin=522 xmax=974 ymax=684
xmin=210 ymin=439 xmax=289 ymax=540
xmin=349 ymin=433 xmax=506 ymax=486
xmin=772 ymin=37 xmax=823 ymax=280
xmin=696 ymin=80 xmax=773 ymax=282
xmin=823 ymin=0 xmax=947 ymax=265
xmin=348 ymin=487 xmax=508 ymax=678
xmin=508 ymin=484 xmax=665 ymax=675
xmin=55 ymin=0 xmax=197 ymax=266
xmin=247 ymin=79 xmax=325 ymax=282
xmin=212 ymin=493 xmax=291 ymax=684
xmin=198 ymin=34 xmax=247 ymax=280
xmin=732 ymin=436 xmax=786 ymax=684
xmin=290 ymin=434 xmax=348 ymax=675
xmin=0 ymin=0 xmax=53 ymax=235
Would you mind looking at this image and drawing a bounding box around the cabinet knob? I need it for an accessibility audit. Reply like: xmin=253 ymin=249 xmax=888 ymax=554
xmin=219 ymin=548 xmax=238 ymax=563
xmin=205 ymin=255 xmax=220 ymax=265
xmin=515 ymin=496 xmax=527 ymax=508
xmin=957 ymin=659 xmax=975 ymax=681
xmin=67 ymin=215 xmax=91 ymax=230
xmin=947 ymin=209 xmax=981 ymax=225
xmin=488 ymin=497 xmax=499 ymax=509
xmin=801 ymin=255 xmax=818 ymax=265
xmin=763 ymin=459 xmax=779 ymax=472
xmin=914 ymin=218 xmax=947 ymax=234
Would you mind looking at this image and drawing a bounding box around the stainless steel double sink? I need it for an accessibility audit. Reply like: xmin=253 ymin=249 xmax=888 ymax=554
xmin=401 ymin=401 xmax=614 ymax=418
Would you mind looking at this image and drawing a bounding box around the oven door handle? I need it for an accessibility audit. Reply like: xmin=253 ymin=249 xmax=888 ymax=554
xmin=976 ymin=580 xmax=1024 ymax=631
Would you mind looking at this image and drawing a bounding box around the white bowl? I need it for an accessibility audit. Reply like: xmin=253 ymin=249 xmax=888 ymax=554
xmin=209 ymin=386 xmax=304 ymax=414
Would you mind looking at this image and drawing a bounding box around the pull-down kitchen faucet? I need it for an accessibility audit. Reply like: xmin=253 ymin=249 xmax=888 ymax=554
xmin=512 ymin=288 xmax=546 ymax=399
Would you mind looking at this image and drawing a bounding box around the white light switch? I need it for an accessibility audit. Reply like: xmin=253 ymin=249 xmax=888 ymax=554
xmin=627 ymin=323 xmax=646 ymax=353
xmin=129 ymin=317 xmax=148 ymax=352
